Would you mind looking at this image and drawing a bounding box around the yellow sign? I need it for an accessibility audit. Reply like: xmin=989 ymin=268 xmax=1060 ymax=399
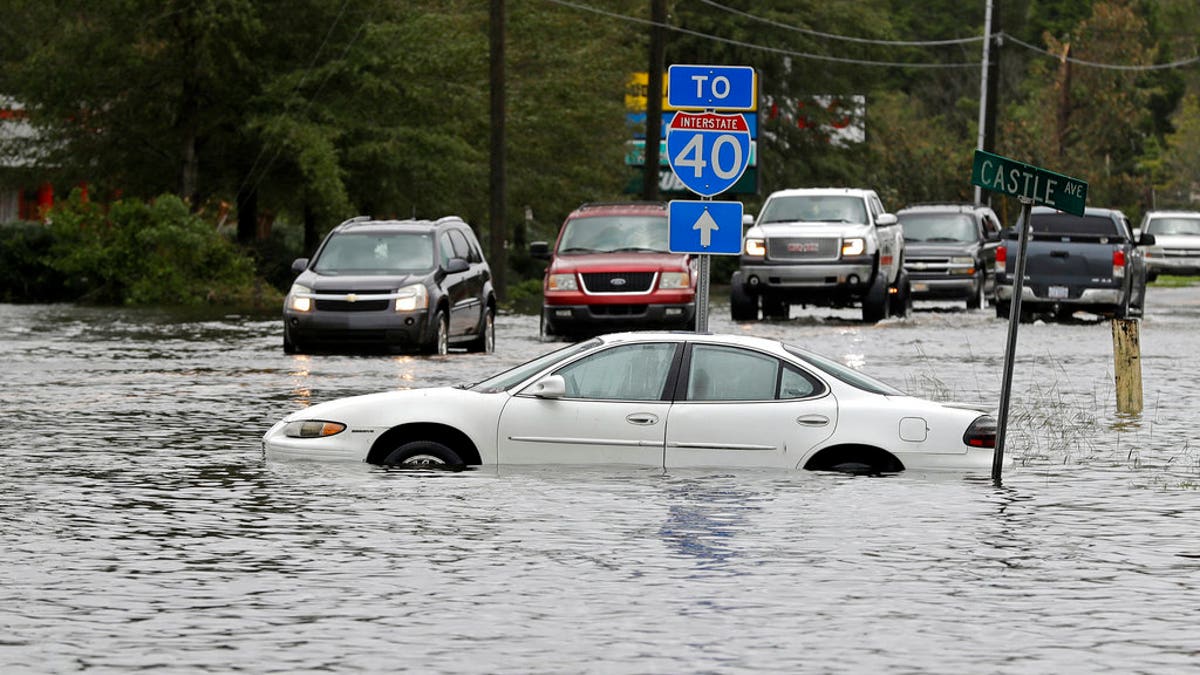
xmin=626 ymin=72 xmax=757 ymax=112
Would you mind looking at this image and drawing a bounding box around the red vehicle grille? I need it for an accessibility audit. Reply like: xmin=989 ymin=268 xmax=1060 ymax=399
xmin=580 ymin=272 xmax=655 ymax=293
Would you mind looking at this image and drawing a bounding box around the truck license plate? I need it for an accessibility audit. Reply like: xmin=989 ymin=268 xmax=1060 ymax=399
xmin=912 ymin=282 xmax=928 ymax=292
xmin=1048 ymin=285 xmax=1069 ymax=299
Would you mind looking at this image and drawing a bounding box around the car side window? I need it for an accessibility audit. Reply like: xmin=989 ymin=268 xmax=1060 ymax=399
xmin=779 ymin=365 xmax=822 ymax=399
xmin=687 ymin=345 xmax=780 ymax=401
xmin=447 ymin=230 xmax=471 ymax=260
xmin=554 ymin=343 xmax=677 ymax=401
xmin=438 ymin=233 xmax=453 ymax=268
xmin=462 ymin=230 xmax=484 ymax=263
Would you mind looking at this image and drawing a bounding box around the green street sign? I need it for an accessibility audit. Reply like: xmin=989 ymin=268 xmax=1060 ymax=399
xmin=971 ymin=149 xmax=1088 ymax=216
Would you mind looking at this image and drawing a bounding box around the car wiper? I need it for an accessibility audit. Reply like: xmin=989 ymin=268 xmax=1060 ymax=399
xmin=611 ymin=246 xmax=666 ymax=253
xmin=558 ymin=247 xmax=600 ymax=253
xmin=926 ymin=237 xmax=966 ymax=242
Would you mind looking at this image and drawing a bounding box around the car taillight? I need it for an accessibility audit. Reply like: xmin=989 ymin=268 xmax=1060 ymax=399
xmin=994 ymin=246 xmax=1007 ymax=275
xmin=1113 ymin=249 xmax=1126 ymax=278
xmin=963 ymin=415 xmax=996 ymax=449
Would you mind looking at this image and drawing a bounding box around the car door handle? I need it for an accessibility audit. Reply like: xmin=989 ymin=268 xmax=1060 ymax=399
xmin=626 ymin=413 xmax=659 ymax=426
xmin=796 ymin=414 xmax=830 ymax=427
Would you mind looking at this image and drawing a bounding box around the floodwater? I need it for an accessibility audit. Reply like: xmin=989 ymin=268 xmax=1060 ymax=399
xmin=3 ymin=287 xmax=1199 ymax=673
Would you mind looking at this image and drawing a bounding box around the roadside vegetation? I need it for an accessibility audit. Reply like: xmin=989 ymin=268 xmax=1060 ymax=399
xmin=1 ymin=0 xmax=1198 ymax=306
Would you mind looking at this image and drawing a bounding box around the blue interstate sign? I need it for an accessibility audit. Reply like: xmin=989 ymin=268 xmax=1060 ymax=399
xmin=666 ymin=112 xmax=752 ymax=197
xmin=667 ymin=65 xmax=756 ymax=111
xmin=668 ymin=200 xmax=744 ymax=255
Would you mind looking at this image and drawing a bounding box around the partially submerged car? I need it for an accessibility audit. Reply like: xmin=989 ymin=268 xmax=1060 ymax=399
xmin=263 ymin=331 xmax=997 ymax=474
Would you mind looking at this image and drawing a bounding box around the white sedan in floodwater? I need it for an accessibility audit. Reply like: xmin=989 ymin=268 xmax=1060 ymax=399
xmin=263 ymin=332 xmax=997 ymax=474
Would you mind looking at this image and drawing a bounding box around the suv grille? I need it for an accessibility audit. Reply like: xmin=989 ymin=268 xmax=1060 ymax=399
xmin=767 ymin=237 xmax=840 ymax=261
xmin=315 ymin=289 xmax=393 ymax=312
xmin=580 ymin=272 xmax=655 ymax=293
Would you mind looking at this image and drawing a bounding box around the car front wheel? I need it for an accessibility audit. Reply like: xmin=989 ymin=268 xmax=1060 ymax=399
xmin=967 ymin=271 xmax=986 ymax=310
xmin=423 ymin=310 xmax=449 ymax=355
xmin=383 ymin=440 xmax=463 ymax=469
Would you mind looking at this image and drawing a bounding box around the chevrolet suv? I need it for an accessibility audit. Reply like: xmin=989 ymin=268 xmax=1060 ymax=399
xmin=731 ymin=187 xmax=908 ymax=323
xmin=530 ymin=202 xmax=695 ymax=338
xmin=896 ymin=203 xmax=1003 ymax=310
xmin=283 ymin=216 xmax=495 ymax=355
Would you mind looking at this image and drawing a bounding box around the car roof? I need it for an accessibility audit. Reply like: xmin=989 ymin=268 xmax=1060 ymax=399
xmin=331 ymin=216 xmax=469 ymax=234
xmin=898 ymin=203 xmax=993 ymax=214
xmin=1144 ymin=210 xmax=1200 ymax=218
xmin=1029 ymin=205 xmax=1124 ymax=218
xmin=567 ymin=202 xmax=667 ymax=217
xmin=595 ymin=329 xmax=788 ymax=353
xmin=765 ymin=187 xmax=876 ymax=199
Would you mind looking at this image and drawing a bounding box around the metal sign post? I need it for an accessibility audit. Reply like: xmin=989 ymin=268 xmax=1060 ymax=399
xmin=696 ymin=251 xmax=711 ymax=332
xmin=993 ymin=197 xmax=1033 ymax=483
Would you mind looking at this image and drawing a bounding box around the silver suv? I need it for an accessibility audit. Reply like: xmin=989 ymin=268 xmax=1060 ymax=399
xmin=1138 ymin=210 xmax=1200 ymax=281
xmin=731 ymin=187 xmax=908 ymax=323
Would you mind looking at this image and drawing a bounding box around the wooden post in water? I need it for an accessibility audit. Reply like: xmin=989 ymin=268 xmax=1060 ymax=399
xmin=1111 ymin=318 xmax=1143 ymax=415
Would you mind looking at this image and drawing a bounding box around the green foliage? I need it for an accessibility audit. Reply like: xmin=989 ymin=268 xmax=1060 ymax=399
xmin=46 ymin=193 xmax=270 ymax=307
xmin=0 ymin=221 xmax=74 ymax=302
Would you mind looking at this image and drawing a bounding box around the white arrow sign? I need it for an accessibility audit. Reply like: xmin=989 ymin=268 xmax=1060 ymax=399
xmin=693 ymin=209 xmax=720 ymax=247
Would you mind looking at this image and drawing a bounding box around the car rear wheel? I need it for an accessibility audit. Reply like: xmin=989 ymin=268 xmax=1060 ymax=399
xmin=467 ymin=306 xmax=495 ymax=353
xmin=383 ymin=440 xmax=463 ymax=469
xmin=729 ymin=271 xmax=759 ymax=321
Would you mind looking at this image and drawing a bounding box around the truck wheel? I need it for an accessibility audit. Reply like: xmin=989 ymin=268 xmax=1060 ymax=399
xmin=967 ymin=271 xmax=986 ymax=310
xmin=762 ymin=297 xmax=789 ymax=320
xmin=995 ymin=299 xmax=1010 ymax=319
xmin=862 ymin=273 xmax=890 ymax=324
xmin=730 ymin=272 xmax=759 ymax=321
xmin=889 ymin=269 xmax=912 ymax=318
xmin=538 ymin=309 xmax=557 ymax=342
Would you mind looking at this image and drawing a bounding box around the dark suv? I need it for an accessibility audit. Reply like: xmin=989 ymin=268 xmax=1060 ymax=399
xmin=896 ymin=203 xmax=1003 ymax=309
xmin=530 ymin=202 xmax=696 ymax=338
xmin=283 ymin=216 xmax=495 ymax=355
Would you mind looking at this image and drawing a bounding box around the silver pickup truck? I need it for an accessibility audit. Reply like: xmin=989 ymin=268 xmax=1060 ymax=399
xmin=993 ymin=206 xmax=1155 ymax=321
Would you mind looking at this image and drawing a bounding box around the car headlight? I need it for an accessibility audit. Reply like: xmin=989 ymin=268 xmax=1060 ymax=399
xmin=951 ymin=256 xmax=975 ymax=264
xmin=841 ymin=238 xmax=865 ymax=256
xmin=283 ymin=420 xmax=347 ymax=438
xmin=287 ymin=284 xmax=313 ymax=312
xmin=395 ymin=283 xmax=428 ymax=312
xmin=744 ymin=238 xmax=766 ymax=256
xmin=548 ymin=273 xmax=578 ymax=291
xmin=659 ymin=271 xmax=690 ymax=289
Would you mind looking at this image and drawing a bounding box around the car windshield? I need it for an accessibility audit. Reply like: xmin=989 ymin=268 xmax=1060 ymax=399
xmin=1145 ymin=217 xmax=1200 ymax=236
xmin=759 ymin=196 xmax=867 ymax=224
xmin=782 ymin=343 xmax=904 ymax=396
xmin=1027 ymin=213 xmax=1120 ymax=237
xmin=899 ymin=213 xmax=977 ymax=242
xmin=556 ymin=215 xmax=669 ymax=254
xmin=313 ymin=232 xmax=435 ymax=275
xmin=469 ymin=339 xmax=602 ymax=393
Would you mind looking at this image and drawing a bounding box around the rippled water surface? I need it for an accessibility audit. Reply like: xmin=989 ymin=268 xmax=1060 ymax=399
xmin=3 ymin=290 xmax=1200 ymax=673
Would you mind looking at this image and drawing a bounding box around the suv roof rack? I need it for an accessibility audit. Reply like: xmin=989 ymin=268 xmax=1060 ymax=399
xmin=576 ymin=201 xmax=667 ymax=209
xmin=900 ymin=202 xmax=988 ymax=209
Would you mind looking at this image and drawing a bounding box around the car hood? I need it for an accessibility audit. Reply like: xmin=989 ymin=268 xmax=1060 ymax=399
xmin=904 ymin=242 xmax=979 ymax=256
xmin=550 ymin=252 xmax=690 ymax=273
xmin=298 ymin=272 xmax=421 ymax=291
xmin=749 ymin=222 xmax=873 ymax=239
xmin=1149 ymin=233 xmax=1200 ymax=248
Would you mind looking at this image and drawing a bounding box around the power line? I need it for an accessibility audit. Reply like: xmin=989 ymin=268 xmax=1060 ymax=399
xmin=698 ymin=0 xmax=986 ymax=47
xmin=1001 ymin=33 xmax=1200 ymax=72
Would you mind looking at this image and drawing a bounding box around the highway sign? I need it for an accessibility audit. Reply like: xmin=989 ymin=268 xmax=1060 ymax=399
xmin=665 ymin=112 xmax=752 ymax=197
xmin=971 ymin=149 xmax=1088 ymax=216
xmin=668 ymin=200 xmax=743 ymax=255
xmin=667 ymin=65 xmax=756 ymax=111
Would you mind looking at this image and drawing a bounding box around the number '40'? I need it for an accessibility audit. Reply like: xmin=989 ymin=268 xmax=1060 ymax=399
xmin=672 ymin=134 xmax=744 ymax=179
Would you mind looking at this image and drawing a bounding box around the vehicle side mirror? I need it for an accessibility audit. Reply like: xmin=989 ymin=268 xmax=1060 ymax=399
xmin=742 ymin=214 xmax=754 ymax=226
xmin=527 ymin=375 xmax=567 ymax=399
xmin=1139 ymin=233 xmax=1156 ymax=246
xmin=444 ymin=257 xmax=470 ymax=273
xmin=290 ymin=258 xmax=309 ymax=274
xmin=875 ymin=213 xmax=898 ymax=227
xmin=529 ymin=241 xmax=552 ymax=260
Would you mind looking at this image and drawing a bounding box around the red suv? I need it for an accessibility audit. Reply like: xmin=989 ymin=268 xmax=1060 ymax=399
xmin=530 ymin=202 xmax=696 ymax=337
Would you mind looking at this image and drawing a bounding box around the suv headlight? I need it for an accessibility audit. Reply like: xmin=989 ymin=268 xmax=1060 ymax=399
xmin=744 ymin=238 xmax=766 ymax=257
xmin=659 ymin=271 xmax=690 ymax=289
xmin=394 ymin=283 xmax=428 ymax=312
xmin=548 ymin=273 xmax=578 ymax=291
xmin=287 ymin=284 xmax=313 ymax=312
xmin=841 ymin=238 xmax=865 ymax=256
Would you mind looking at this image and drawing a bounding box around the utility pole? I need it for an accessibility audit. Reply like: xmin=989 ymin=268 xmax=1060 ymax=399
xmin=973 ymin=0 xmax=994 ymax=205
xmin=489 ymin=0 xmax=508 ymax=300
xmin=642 ymin=0 xmax=666 ymax=201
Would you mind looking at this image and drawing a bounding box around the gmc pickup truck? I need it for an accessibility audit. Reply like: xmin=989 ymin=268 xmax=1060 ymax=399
xmin=994 ymin=206 xmax=1155 ymax=321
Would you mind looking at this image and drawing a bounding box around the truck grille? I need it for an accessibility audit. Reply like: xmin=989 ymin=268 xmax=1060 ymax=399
xmin=767 ymin=237 xmax=840 ymax=261
xmin=580 ymin=272 xmax=655 ymax=293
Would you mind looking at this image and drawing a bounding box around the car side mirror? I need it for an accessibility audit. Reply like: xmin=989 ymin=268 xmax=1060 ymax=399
xmin=742 ymin=214 xmax=754 ymax=227
xmin=290 ymin=258 xmax=309 ymax=274
xmin=529 ymin=241 xmax=552 ymax=260
xmin=527 ymin=375 xmax=567 ymax=399
xmin=1139 ymin=233 xmax=1156 ymax=246
xmin=875 ymin=213 xmax=898 ymax=227
xmin=444 ymin=257 xmax=470 ymax=273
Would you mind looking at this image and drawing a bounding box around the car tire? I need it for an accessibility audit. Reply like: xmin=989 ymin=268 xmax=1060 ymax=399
xmin=467 ymin=306 xmax=495 ymax=353
xmin=423 ymin=310 xmax=449 ymax=355
xmin=383 ymin=440 xmax=463 ymax=469
xmin=538 ymin=309 xmax=558 ymax=342
xmin=283 ymin=333 xmax=299 ymax=354
xmin=967 ymin=271 xmax=986 ymax=310
xmin=861 ymin=272 xmax=890 ymax=324
xmin=995 ymin=299 xmax=1010 ymax=319
xmin=729 ymin=271 xmax=759 ymax=321
xmin=889 ymin=269 xmax=912 ymax=318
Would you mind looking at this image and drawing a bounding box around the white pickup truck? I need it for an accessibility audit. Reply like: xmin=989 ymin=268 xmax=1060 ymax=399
xmin=731 ymin=187 xmax=909 ymax=323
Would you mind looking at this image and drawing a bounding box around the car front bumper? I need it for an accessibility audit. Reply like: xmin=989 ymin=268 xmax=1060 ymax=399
xmin=261 ymin=420 xmax=375 ymax=462
xmin=284 ymin=309 xmax=432 ymax=348
xmin=1146 ymin=255 xmax=1200 ymax=276
xmin=543 ymin=302 xmax=695 ymax=333
xmin=739 ymin=261 xmax=875 ymax=290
